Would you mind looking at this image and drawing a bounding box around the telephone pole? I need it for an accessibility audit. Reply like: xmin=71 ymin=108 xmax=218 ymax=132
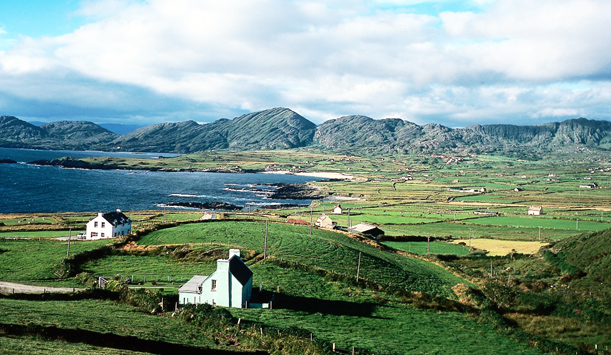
xmin=66 ymin=228 xmax=72 ymax=259
xmin=264 ymin=220 xmax=268 ymax=259
xmin=356 ymin=252 xmax=361 ymax=282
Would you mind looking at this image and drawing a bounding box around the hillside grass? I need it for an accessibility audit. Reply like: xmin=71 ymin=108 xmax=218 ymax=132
xmin=134 ymin=221 xmax=466 ymax=297
xmin=0 ymin=239 xmax=115 ymax=287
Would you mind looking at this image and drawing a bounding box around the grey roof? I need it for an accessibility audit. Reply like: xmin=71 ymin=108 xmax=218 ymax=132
xmin=349 ymin=223 xmax=384 ymax=237
xmin=178 ymin=275 xmax=208 ymax=294
xmin=229 ymin=256 xmax=252 ymax=286
xmin=102 ymin=211 xmax=131 ymax=225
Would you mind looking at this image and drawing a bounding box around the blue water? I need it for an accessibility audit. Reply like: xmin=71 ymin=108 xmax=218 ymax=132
xmin=0 ymin=148 xmax=321 ymax=213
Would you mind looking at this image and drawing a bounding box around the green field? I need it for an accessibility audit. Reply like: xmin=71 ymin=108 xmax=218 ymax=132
xmin=123 ymin=221 xmax=466 ymax=297
xmin=465 ymin=215 xmax=610 ymax=231
xmin=0 ymin=239 xmax=114 ymax=286
xmin=382 ymin=241 xmax=471 ymax=256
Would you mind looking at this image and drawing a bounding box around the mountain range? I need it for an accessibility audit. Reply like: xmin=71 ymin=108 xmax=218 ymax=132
xmin=2 ymin=108 xmax=611 ymax=158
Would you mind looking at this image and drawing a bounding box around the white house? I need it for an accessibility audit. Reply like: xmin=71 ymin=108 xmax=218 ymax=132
xmin=178 ymin=249 xmax=253 ymax=308
xmin=86 ymin=209 xmax=131 ymax=240
xmin=528 ymin=206 xmax=542 ymax=216
xmin=332 ymin=204 xmax=343 ymax=214
xmin=315 ymin=213 xmax=336 ymax=229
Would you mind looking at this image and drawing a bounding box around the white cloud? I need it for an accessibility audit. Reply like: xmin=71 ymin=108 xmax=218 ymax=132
xmin=0 ymin=0 xmax=610 ymax=126
xmin=531 ymin=108 xmax=580 ymax=119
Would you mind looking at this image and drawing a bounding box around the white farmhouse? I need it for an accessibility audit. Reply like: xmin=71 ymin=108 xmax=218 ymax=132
xmin=332 ymin=204 xmax=343 ymax=214
xmin=178 ymin=249 xmax=253 ymax=308
xmin=86 ymin=209 xmax=132 ymax=240
xmin=528 ymin=206 xmax=542 ymax=216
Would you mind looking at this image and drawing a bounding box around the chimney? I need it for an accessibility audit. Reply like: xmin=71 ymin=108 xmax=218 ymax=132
xmin=229 ymin=249 xmax=240 ymax=259
xmin=98 ymin=212 xmax=103 ymax=217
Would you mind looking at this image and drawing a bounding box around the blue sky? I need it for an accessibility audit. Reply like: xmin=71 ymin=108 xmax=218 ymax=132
xmin=1 ymin=0 xmax=610 ymax=127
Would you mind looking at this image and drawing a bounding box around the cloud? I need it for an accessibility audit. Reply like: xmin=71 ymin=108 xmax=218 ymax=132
xmin=0 ymin=0 xmax=610 ymax=126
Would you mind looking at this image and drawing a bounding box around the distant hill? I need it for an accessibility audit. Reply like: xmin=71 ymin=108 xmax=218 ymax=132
xmin=2 ymin=109 xmax=611 ymax=157
xmin=106 ymin=107 xmax=317 ymax=153
xmin=314 ymin=115 xmax=611 ymax=157
xmin=0 ymin=116 xmax=117 ymax=150
xmin=99 ymin=123 xmax=146 ymax=135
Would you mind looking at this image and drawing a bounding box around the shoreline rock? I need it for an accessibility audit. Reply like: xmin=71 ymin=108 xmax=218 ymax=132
xmin=268 ymin=183 xmax=324 ymax=200
xmin=164 ymin=201 xmax=243 ymax=210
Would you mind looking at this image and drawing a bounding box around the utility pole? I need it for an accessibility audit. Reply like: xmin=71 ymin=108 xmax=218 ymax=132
xmin=576 ymin=218 xmax=579 ymax=230
xmin=427 ymin=236 xmax=430 ymax=254
xmin=310 ymin=207 xmax=313 ymax=236
xmin=264 ymin=220 xmax=268 ymax=259
xmin=347 ymin=209 xmax=351 ymax=231
xmin=66 ymin=228 xmax=72 ymax=259
xmin=356 ymin=252 xmax=361 ymax=282
xmin=538 ymin=226 xmax=541 ymax=241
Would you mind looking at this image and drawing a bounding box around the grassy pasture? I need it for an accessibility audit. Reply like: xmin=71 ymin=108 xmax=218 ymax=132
xmin=382 ymin=241 xmax=471 ymax=256
xmin=230 ymin=263 xmax=540 ymax=355
xmin=0 ymin=298 xmax=221 ymax=352
xmin=129 ymin=221 xmax=467 ymax=298
xmin=0 ymin=230 xmax=85 ymax=238
xmin=0 ymin=239 xmax=114 ymax=286
xmin=465 ymin=215 xmax=610 ymax=231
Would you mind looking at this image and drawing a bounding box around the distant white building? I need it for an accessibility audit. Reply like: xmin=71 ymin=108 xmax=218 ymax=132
xmin=178 ymin=249 xmax=253 ymax=308
xmin=316 ymin=214 xmax=336 ymax=229
xmin=86 ymin=209 xmax=132 ymax=240
xmin=528 ymin=206 xmax=542 ymax=216
xmin=332 ymin=204 xmax=343 ymax=214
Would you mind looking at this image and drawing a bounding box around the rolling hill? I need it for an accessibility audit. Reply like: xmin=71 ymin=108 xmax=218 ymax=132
xmin=2 ymin=109 xmax=611 ymax=157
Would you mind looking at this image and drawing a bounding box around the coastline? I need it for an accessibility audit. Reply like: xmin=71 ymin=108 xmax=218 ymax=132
xmin=262 ymin=170 xmax=354 ymax=181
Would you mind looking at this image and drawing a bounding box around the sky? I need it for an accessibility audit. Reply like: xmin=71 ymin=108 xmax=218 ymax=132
xmin=1 ymin=0 xmax=610 ymax=127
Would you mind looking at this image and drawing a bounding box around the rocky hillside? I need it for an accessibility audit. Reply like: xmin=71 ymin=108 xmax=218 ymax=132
xmin=1 ymin=109 xmax=611 ymax=157
xmin=107 ymin=107 xmax=317 ymax=153
xmin=0 ymin=116 xmax=117 ymax=150
xmin=313 ymin=115 xmax=611 ymax=157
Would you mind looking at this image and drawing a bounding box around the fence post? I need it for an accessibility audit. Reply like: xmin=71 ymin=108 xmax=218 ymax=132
xmin=333 ymin=343 xmax=336 ymax=352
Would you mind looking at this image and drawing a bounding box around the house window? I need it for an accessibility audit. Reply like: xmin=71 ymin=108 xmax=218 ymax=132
xmin=211 ymin=280 xmax=217 ymax=291
xmin=94 ymin=221 xmax=98 ymax=228
xmin=101 ymin=222 xmax=105 ymax=228
xmin=101 ymin=233 xmax=105 ymax=238
xmin=91 ymin=232 xmax=98 ymax=238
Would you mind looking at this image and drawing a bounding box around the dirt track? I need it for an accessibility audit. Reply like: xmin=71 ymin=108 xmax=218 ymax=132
xmin=0 ymin=281 xmax=83 ymax=294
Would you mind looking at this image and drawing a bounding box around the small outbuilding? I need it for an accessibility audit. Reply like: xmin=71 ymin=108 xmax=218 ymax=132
xmin=315 ymin=214 xmax=336 ymax=229
xmin=332 ymin=204 xmax=343 ymax=214
xmin=178 ymin=249 xmax=253 ymax=308
xmin=86 ymin=209 xmax=131 ymax=240
xmin=528 ymin=206 xmax=542 ymax=216
xmin=349 ymin=223 xmax=384 ymax=239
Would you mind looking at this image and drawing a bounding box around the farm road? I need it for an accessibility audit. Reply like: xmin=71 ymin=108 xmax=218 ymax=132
xmin=0 ymin=281 xmax=84 ymax=294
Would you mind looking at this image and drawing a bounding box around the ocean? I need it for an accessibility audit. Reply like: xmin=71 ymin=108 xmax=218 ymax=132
xmin=0 ymin=148 xmax=321 ymax=213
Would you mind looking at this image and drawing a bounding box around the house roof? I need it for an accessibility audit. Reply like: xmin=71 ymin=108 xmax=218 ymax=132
xmin=229 ymin=256 xmax=253 ymax=286
xmin=528 ymin=206 xmax=542 ymax=211
xmin=350 ymin=223 xmax=383 ymax=235
xmin=101 ymin=211 xmax=131 ymax=224
xmin=178 ymin=275 xmax=209 ymax=294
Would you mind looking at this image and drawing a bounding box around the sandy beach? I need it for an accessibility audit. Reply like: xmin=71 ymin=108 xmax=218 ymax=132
xmin=263 ymin=170 xmax=354 ymax=180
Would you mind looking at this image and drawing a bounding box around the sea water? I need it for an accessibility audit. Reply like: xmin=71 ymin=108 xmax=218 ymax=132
xmin=0 ymin=148 xmax=320 ymax=213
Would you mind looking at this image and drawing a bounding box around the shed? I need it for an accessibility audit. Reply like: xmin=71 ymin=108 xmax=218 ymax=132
xmin=349 ymin=223 xmax=384 ymax=239
xmin=528 ymin=206 xmax=542 ymax=216
xmin=315 ymin=214 xmax=336 ymax=229
xmin=332 ymin=204 xmax=343 ymax=214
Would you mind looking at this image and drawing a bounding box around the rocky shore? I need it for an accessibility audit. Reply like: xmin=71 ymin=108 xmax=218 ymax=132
xmin=163 ymin=201 xmax=243 ymax=210
xmin=268 ymin=183 xmax=324 ymax=200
